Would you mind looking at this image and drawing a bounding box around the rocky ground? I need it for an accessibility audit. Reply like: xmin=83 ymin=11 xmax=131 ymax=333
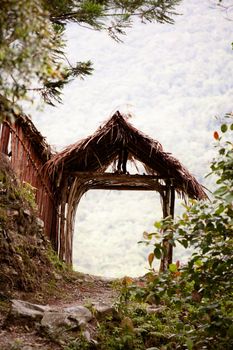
xmin=0 ymin=273 xmax=120 ymax=350
xmin=0 ymin=155 xmax=121 ymax=349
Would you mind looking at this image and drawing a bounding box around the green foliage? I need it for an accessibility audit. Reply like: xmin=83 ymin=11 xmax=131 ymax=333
xmin=79 ymin=117 xmax=232 ymax=350
xmin=64 ymin=336 xmax=92 ymax=350
xmin=0 ymin=163 xmax=36 ymax=210
xmin=47 ymin=0 xmax=181 ymax=36
xmin=0 ymin=0 xmax=63 ymax=103
xmin=17 ymin=182 xmax=37 ymax=210
xmin=0 ymin=0 xmax=181 ymax=111
xmin=46 ymin=245 xmax=68 ymax=270
xmin=138 ymin=116 xmax=233 ymax=349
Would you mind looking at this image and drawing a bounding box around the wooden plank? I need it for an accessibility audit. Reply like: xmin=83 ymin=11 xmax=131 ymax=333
xmin=17 ymin=127 xmax=24 ymax=180
xmin=0 ymin=123 xmax=10 ymax=154
xmin=11 ymin=128 xmax=17 ymax=168
xmin=23 ymin=137 xmax=31 ymax=183
xmin=14 ymin=124 xmax=20 ymax=177
xmin=21 ymin=138 xmax=28 ymax=182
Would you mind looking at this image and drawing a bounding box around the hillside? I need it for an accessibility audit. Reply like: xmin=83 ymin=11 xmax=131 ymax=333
xmin=0 ymin=155 xmax=118 ymax=349
xmin=0 ymin=154 xmax=58 ymax=297
xmin=0 ymin=119 xmax=232 ymax=350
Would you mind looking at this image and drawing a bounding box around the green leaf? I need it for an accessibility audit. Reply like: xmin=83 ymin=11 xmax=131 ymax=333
xmin=180 ymin=239 xmax=188 ymax=248
xmin=219 ymin=148 xmax=225 ymax=155
xmin=215 ymin=204 xmax=225 ymax=215
xmin=154 ymin=221 xmax=162 ymax=229
xmin=214 ymin=186 xmax=228 ymax=196
xmin=194 ymin=259 xmax=203 ymax=267
xmin=186 ymin=338 xmax=194 ymax=350
xmin=221 ymin=124 xmax=228 ymax=133
xmin=225 ymin=193 xmax=233 ymax=203
xmin=154 ymin=247 xmax=162 ymax=259
xmin=227 ymin=324 xmax=233 ymax=338
xmin=169 ymin=263 xmax=177 ymax=272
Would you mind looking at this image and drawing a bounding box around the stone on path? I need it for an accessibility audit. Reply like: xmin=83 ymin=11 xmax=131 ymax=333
xmin=10 ymin=299 xmax=50 ymax=322
xmin=91 ymin=301 xmax=117 ymax=320
xmin=64 ymin=305 xmax=92 ymax=324
xmin=8 ymin=299 xmax=94 ymax=340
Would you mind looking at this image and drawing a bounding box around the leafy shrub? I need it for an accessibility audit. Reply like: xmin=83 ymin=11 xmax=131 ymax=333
xmin=139 ymin=117 xmax=233 ymax=349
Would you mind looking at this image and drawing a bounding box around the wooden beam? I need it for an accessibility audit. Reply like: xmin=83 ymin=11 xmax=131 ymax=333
xmin=69 ymin=171 xmax=170 ymax=181
xmin=91 ymin=184 xmax=162 ymax=191
xmin=66 ymin=172 xmax=168 ymax=193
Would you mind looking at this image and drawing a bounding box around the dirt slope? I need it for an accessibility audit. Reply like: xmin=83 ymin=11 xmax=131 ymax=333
xmin=0 ymin=155 xmax=119 ymax=349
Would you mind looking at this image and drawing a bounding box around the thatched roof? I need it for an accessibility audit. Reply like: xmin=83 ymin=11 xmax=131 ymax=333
xmin=45 ymin=111 xmax=207 ymax=200
xmin=15 ymin=113 xmax=52 ymax=163
xmin=0 ymin=95 xmax=52 ymax=163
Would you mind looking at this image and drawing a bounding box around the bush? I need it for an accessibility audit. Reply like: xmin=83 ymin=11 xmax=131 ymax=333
xmin=139 ymin=117 xmax=233 ymax=349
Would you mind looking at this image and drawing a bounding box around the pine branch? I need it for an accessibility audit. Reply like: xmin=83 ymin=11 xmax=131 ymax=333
xmin=27 ymin=61 xmax=93 ymax=106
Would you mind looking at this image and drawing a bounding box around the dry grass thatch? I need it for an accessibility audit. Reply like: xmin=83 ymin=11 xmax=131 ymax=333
xmin=45 ymin=111 xmax=207 ymax=200
xmin=0 ymin=97 xmax=52 ymax=163
xmin=15 ymin=113 xmax=52 ymax=163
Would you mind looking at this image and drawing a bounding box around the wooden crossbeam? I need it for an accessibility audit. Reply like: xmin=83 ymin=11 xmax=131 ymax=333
xmin=67 ymin=171 xmax=168 ymax=193
xmin=69 ymin=171 xmax=169 ymax=180
xmin=91 ymin=185 xmax=160 ymax=191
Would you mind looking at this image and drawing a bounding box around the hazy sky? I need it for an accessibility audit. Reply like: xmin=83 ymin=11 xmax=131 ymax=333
xmin=30 ymin=0 xmax=233 ymax=277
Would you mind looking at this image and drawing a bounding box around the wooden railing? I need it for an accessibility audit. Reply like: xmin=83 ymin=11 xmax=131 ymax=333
xmin=0 ymin=116 xmax=57 ymax=245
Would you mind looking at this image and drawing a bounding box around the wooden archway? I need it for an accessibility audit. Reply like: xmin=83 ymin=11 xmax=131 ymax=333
xmin=45 ymin=112 xmax=207 ymax=271
xmin=57 ymin=172 xmax=175 ymax=272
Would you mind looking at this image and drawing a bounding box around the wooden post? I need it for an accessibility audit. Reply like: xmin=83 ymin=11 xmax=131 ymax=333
xmin=50 ymin=202 xmax=59 ymax=252
xmin=58 ymin=178 xmax=68 ymax=261
xmin=159 ymin=181 xmax=175 ymax=272
xmin=168 ymin=184 xmax=175 ymax=264
xmin=63 ymin=179 xmax=87 ymax=265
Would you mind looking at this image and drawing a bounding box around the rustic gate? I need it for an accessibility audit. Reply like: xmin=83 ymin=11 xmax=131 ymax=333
xmin=1 ymin=110 xmax=207 ymax=271
xmin=45 ymin=112 xmax=207 ymax=270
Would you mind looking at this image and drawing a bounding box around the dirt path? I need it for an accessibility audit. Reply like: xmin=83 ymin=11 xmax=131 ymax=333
xmin=0 ymin=273 xmax=120 ymax=350
xmin=41 ymin=273 xmax=119 ymax=307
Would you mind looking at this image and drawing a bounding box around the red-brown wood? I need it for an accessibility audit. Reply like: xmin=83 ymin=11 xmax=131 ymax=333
xmin=0 ymin=120 xmax=56 ymax=242
xmin=0 ymin=123 xmax=10 ymax=154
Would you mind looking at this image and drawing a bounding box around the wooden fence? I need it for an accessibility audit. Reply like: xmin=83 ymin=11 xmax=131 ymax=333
xmin=0 ymin=115 xmax=57 ymax=246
